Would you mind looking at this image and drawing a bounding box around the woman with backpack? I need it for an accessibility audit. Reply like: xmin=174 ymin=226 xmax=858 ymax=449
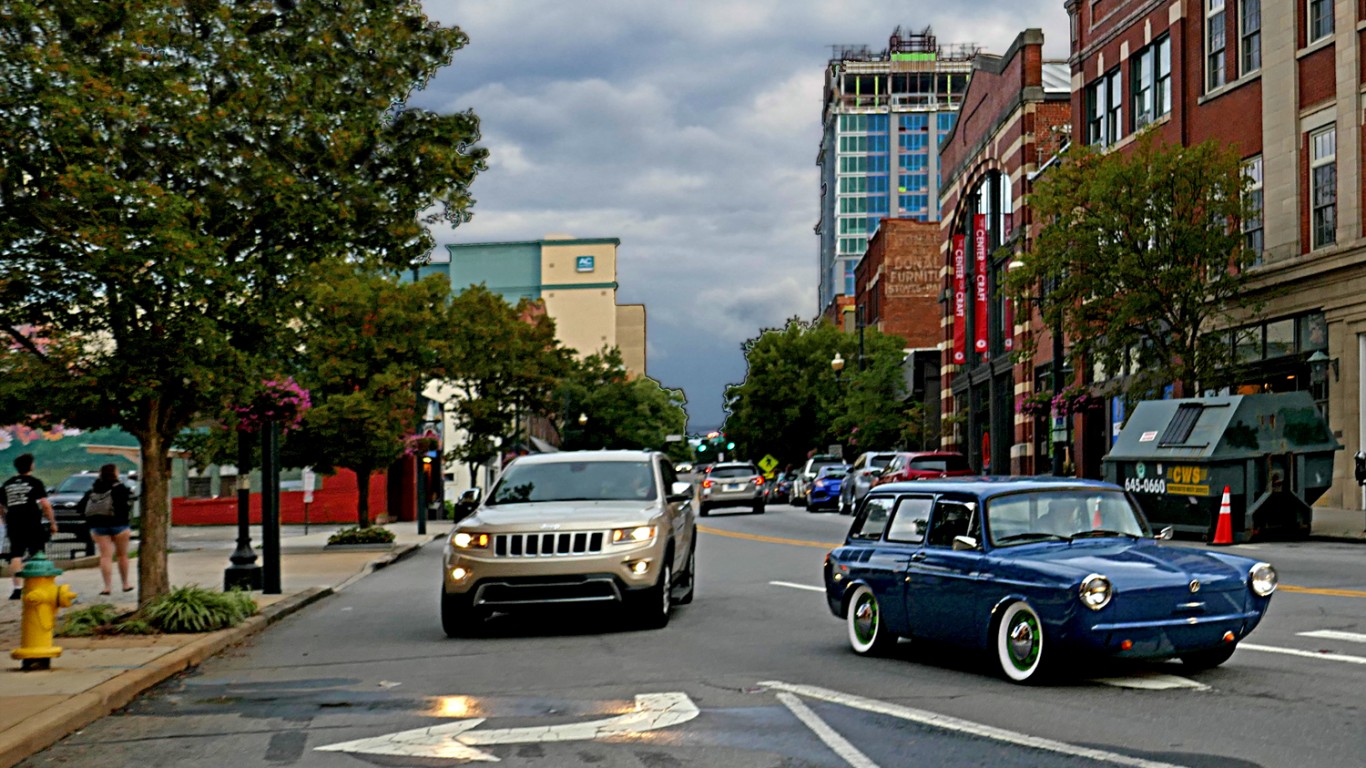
xmin=77 ymin=463 xmax=135 ymax=596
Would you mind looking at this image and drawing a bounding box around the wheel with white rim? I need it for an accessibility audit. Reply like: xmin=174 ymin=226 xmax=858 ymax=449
xmin=995 ymin=601 xmax=1047 ymax=683
xmin=846 ymin=584 xmax=896 ymax=655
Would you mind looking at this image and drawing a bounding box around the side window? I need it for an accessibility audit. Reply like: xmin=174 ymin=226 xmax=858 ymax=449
xmin=926 ymin=501 xmax=977 ymax=547
xmin=851 ymin=496 xmax=894 ymax=540
xmin=660 ymin=461 xmax=678 ymax=490
xmin=885 ymin=496 xmax=932 ymax=543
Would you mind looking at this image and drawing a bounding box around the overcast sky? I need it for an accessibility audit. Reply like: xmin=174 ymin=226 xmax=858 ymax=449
xmin=414 ymin=1 xmax=1069 ymax=432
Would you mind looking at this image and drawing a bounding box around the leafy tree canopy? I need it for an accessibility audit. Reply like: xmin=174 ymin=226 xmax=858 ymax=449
xmin=0 ymin=0 xmax=486 ymax=601
xmin=1005 ymin=133 xmax=1260 ymax=398
xmin=556 ymin=348 xmax=688 ymax=458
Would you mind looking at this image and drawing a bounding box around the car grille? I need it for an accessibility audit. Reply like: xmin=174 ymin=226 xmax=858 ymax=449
xmin=475 ymin=576 xmax=621 ymax=606
xmin=493 ymin=531 xmax=606 ymax=558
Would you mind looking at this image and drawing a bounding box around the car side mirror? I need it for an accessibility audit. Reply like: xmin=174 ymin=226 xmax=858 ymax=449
xmin=952 ymin=535 xmax=979 ymax=551
xmin=455 ymin=487 xmax=482 ymax=514
xmin=669 ymin=481 xmax=693 ymax=501
xmin=1155 ymin=526 xmax=1174 ymax=540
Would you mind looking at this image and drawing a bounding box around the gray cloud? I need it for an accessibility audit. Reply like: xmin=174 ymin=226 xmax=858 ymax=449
xmin=415 ymin=0 xmax=1069 ymax=430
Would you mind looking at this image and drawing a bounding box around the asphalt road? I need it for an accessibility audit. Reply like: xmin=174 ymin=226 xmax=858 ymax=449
xmin=22 ymin=504 xmax=1366 ymax=768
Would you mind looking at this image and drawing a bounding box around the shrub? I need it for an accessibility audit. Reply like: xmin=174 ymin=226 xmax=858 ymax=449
xmin=328 ymin=526 xmax=395 ymax=545
xmin=141 ymin=585 xmax=259 ymax=633
xmin=57 ymin=603 xmax=122 ymax=637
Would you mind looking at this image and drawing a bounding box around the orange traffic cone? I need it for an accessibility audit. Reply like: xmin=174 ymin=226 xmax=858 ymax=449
xmin=1211 ymin=486 xmax=1234 ymax=546
xmin=1092 ymin=500 xmax=1103 ymax=529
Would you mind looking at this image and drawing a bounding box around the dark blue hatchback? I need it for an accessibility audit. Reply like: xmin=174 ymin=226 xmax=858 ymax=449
xmin=823 ymin=477 xmax=1277 ymax=683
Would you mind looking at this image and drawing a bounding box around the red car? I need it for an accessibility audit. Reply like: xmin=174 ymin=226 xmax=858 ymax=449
xmin=871 ymin=451 xmax=974 ymax=486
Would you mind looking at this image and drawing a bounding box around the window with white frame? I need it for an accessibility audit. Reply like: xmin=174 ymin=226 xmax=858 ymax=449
xmin=1243 ymin=156 xmax=1263 ymax=264
xmin=1106 ymin=68 xmax=1123 ymax=142
xmin=1240 ymin=0 xmax=1260 ymax=75
xmin=1310 ymin=127 xmax=1336 ymax=249
xmin=1131 ymin=35 xmax=1172 ymax=130
xmin=1206 ymin=0 xmax=1226 ymax=91
xmin=1307 ymin=0 xmax=1333 ymax=44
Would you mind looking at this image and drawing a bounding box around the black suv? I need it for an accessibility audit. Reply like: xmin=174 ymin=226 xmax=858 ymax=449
xmin=48 ymin=471 xmax=140 ymax=543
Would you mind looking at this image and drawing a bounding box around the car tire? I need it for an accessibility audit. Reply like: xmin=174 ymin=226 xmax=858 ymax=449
xmin=1180 ymin=643 xmax=1237 ymax=670
xmin=846 ymin=584 xmax=897 ymax=656
xmin=698 ymin=503 xmax=710 ymax=517
xmin=752 ymin=502 xmax=765 ymax=514
xmin=635 ymin=560 xmax=672 ymax=629
xmin=441 ymin=591 xmax=480 ymax=638
xmin=995 ymin=601 xmax=1048 ymax=683
xmin=674 ymin=536 xmax=696 ymax=606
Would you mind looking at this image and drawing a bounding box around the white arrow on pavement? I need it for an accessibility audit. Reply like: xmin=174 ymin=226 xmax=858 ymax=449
xmin=314 ymin=692 xmax=699 ymax=762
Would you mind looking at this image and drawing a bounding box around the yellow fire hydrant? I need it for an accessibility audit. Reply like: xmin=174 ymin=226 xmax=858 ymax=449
xmin=11 ymin=552 xmax=77 ymax=671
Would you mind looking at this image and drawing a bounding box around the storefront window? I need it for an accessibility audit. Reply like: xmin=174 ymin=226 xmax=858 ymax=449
xmin=1265 ymin=319 xmax=1294 ymax=358
xmin=1298 ymin=312 xmax=1327 ymax=351
xmin=1235 ymin=327 xmax=1262 ymax=363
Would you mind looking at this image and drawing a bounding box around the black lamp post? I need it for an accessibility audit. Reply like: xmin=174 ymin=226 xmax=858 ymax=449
xmin=831 ymin=352 xmax=846 ymax=384
xmin=224 ymin=432 xmax=262 ymax=591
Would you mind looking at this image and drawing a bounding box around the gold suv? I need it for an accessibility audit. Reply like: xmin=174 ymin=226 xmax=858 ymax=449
xmin=441 ymin=450 xmax=697 ymax=636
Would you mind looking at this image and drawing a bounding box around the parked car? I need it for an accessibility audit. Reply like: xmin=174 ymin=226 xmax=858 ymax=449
xmin=48 ymin=470 xmax=140 ymax=543
xmin=873 ymin=451 xmax=974 ymax=486
xmin=839 ymin=451 xmax=899 ymax=515
xmin=824 ymin=477 xmax=1278 ymax=683
xmin=766 ymin=472 xmax=793 ymax=505
xmin=698 ymin=462 xmax=765 ymax=515
xmin=791 ymin=454 xmax=845 ymax=508
xmin=806 ymin=464 xmax=849 ymax=513
xmin=440 ymin=450 xmax=696 ymax=636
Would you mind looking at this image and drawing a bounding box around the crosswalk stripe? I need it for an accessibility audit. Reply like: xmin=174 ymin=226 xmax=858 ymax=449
xmin=777 ymin=692 xmax=881 ymax=768
xmin=770 ymin=581 xmax=825 ymax=592
xmin=1240 ymin=643 xmax=1366 ymax=665
xmin=1296 ymin=630 xmax=1366 ymax=644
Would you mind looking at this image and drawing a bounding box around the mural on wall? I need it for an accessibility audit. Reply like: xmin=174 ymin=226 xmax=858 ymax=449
xmin=0 ymin=426 xmax=139 ymax=486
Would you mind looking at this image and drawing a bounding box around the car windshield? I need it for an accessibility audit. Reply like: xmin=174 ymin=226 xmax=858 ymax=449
xmin=909 ymin=455 xmax=970 ymax=472
xmin=817 ymin=466 xmax=848 ymax=478
xmin=870 ymin=455 xmax=896 ymax=468
xmin=489 ymin=460 xmax=656 ymax=504
xmin=710 ymin=466 xmax=756 ymax=479
xmin=55 ymin=475 xmax=97 ymax=494
xmin=986 ymin=490 xmax=1150 ymax=546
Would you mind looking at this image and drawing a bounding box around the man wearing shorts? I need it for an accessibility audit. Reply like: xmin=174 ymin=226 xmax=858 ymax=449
xmin=1 ymin=453 xmax=58 ymax=599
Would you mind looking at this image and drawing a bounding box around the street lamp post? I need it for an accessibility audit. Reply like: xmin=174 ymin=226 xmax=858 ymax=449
xmin=831 ymin=352 xmax=845 ymax=384
xmin=224 ymin=432 xmax=262 ymax=591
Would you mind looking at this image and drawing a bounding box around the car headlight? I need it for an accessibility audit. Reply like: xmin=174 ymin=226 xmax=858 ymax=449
xmin=1078 ymin=574 xmax=1112 ymax=610
xmin=611 ymin=526 xmax=656 ymax=544
xmin=450 ymin=532 xmax=490 ymax=549
xmin=1249 ymin=562 xmax=1278 ymax=597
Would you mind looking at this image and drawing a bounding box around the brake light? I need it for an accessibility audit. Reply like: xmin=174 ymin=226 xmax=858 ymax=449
xmin=755 ymin=476 xmax=764 ymax=485
xmin=702 ymin=479 xmax=713 ymax=489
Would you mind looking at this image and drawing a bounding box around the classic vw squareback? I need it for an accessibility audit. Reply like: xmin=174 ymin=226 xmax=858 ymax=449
xmin=824 ymin=478 xmax=1277 ymax=682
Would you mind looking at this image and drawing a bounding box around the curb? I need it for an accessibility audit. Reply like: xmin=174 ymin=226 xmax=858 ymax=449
xmin=0 ymin=587 xmax=331 ymax=768
xmin=333 ymin=540 xmax=427 ymax=592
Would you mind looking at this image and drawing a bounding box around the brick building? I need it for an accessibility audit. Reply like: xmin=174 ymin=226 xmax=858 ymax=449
xmin=854 ymin=218 xmax=942 ymax=349
xmin=937 ymin=28 xmax=1072 ymax=475
xmin=1067 ymin=0 xmax=1366 ymax=506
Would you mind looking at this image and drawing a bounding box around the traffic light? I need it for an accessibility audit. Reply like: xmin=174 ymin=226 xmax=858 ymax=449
xmin=726 ymin=441 xmax=735 ymax=450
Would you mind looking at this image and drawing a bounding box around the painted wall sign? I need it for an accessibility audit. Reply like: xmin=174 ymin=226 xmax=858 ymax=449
xmin=952 ymin=234 xmax=966 ymax=365
xmin=575 ymin=255 xmax=595 ymax=272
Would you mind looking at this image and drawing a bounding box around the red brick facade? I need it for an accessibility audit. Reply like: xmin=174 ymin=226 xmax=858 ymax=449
xmin=855 ymin=219 xmax=941 ymax=349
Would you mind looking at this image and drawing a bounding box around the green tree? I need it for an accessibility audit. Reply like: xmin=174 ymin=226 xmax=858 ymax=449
xmin=443 ymin=286 xmax=571 ymax=485
xmin=722 ymin=318 xmax=908 ymax=468
xmin=0 ymin=2 xmax=485 ymax=602
xmin=1005 ymin=133 xmax=1260 ymax=399
xmin=556 ymin=348 xmax=688 ymax=454
xmin=280 ymin=266 xmax=460 ymax=528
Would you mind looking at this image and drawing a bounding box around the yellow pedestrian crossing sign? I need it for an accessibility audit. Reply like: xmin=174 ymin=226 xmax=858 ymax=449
xmin=759 ymin=455 xmax=778 ymax=473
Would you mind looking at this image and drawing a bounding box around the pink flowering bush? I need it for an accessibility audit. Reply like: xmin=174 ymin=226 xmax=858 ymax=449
xmin=1051 ymin=385 xmax=1100 ymax=417
xmin=402 ymin=432 xmax=441 ymax=456
xmin=235 ymin=377 xmax=312 ymax=433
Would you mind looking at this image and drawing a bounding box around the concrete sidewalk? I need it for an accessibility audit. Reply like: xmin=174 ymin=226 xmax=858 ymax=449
xmin=1310 ymin=505 xmax=1366 ymax=541
xmin=0 ymin=522 xmax=444 ymax=768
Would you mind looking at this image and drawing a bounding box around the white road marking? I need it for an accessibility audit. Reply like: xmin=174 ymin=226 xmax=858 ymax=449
xmin=315 ymin=692 xmax=700 ymax=762
xmin=777 ymin=692 xmax=881 ymax=768
xmin=1298 ymin=629 xmax=1366 ymax=644
xmin=770 ymin=580 xmax=825 ymax=592
xmin=1091 ymin=672 xmax=1209 ymax=691
xmin=1241 ymin=643 xmax=1366 ymax=665
xmin=761 ymin=681 xmax=1192 ymax=768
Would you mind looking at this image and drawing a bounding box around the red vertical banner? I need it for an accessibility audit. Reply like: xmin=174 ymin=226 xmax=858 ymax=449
xmin=952 ymin=234 xmax=966 ymax=365
xmin=973 ymin=214 xmax=989 ymax=356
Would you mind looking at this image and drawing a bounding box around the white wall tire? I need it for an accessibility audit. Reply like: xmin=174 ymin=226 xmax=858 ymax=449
xmin=995 ymin=601 xmax=1046 ymax=683
xmin=846 ymin=584 xmax=895 ymax=655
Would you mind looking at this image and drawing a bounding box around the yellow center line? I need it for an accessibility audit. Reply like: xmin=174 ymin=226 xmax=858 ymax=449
xmin=698 ymin=527 xmax=1366 ymax=598
xmin=698 ymin=526 xmax=838 ymax=550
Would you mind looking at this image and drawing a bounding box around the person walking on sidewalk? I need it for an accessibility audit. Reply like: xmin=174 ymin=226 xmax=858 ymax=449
xmin=0 ymin=453 xmax=58 ymax=600
xmin=77 ymin=463 xmax=135 ymax=596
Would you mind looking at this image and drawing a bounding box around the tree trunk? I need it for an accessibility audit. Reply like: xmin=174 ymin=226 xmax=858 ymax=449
xmin=135 ymin=420 xmax=172 ymax=606
xmin=468 ymin=462 xmax=482 ymax=489
xmin=355 ymin=467 xmax=371 ymax=528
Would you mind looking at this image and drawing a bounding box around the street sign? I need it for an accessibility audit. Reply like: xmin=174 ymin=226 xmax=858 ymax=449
xmin=665 ymin=434 xmax=684 ymax=442
xmin=758 ymin=454 xmax=778 ymax=473
xmin=316 ymin=692 xmax=699 ymax=761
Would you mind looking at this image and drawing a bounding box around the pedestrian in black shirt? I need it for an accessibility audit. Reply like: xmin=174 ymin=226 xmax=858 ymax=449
xmin=77 ymin=463 xmax=135 ymax=595
xmin=1 ymin=453 xmax=58 ymax=599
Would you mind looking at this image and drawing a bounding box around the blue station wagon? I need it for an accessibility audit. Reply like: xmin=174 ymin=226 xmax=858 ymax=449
xmin=823 ymin=478 xmax=1278 ymax=683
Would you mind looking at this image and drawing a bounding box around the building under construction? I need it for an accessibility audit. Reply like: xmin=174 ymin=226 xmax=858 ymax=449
xmin=816 ymin=27 xmax=979 ymax=316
